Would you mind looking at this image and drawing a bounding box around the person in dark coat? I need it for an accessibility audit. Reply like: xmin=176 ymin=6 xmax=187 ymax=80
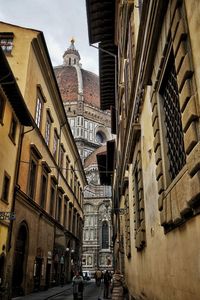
xmin=103 ymin=270 xmax=112 ymax=299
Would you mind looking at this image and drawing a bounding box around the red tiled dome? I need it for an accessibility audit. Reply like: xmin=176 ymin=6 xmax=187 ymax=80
xmin=54 ymin=65 xmax=100 ymax=108
xmin=54 ymin=66 xmax=78 ymax=102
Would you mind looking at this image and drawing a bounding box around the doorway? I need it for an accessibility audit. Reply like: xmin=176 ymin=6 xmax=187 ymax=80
xmin=12 ymin=223 xmax=28 ymax=297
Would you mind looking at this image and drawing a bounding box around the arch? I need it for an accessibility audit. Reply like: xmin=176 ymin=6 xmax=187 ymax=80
xmin=95 ymin=126 xmax=111 ymax=144
xmin=12 ymin=222 xmax=29 ymax=297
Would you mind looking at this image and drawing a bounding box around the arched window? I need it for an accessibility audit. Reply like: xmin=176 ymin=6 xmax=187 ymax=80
xmin=102 ymin=221 xmax=109 ymax=249
xmin=96 ymin=131 xmax=106 ymax=144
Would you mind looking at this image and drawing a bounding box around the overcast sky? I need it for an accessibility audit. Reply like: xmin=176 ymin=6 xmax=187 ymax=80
xmin=0 ymin=0 xmax=99 ymax=74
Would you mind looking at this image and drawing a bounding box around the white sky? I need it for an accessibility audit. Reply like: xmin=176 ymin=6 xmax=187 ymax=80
xmin=0 ymin=0 xmax=99 ymax=75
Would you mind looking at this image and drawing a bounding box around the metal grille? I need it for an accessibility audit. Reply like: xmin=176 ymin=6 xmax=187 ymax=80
xmin=160 ymin=52 xmax=186 ymax=180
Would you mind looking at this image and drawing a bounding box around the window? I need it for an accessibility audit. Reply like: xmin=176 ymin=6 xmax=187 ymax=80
xmin=64 ymin=203 xmax=67 ymax=228
xmin=68 ymin=208 xmax=72 ymax=231
xmin=124 ymin=191 xmax=131 ymax=257
xmin=77 ymin=116 xmax=81 ymax=126
xmin=1 ymin=172 xmax=10 ymax=203
xmin=84 ymin=130 xmax=88 ymax=139
xmin=57 ymin=194 xmax=62 ymax=222
xmin=40 ymin=171 xmax=48 ymax=209
xmin=69 ymin=57 xmax=71 ymax=65
xmin=66 ymin=156 xmax=70 ymax=183
xmin=27 ymin=156 xmax=38 ymax=200
xmin=71 ymin=118 xmax=75 ymax=127
xmin=72 ymin=214 xmax=76 ymax=234
xmin=84 ymin=120 xmax=88 ymax=129
xmin=89 ymin=122 xmax=93 ymax=130
xmin=0 ymin=95 xmax=5 ymax=124
xmin=74 ymin=175 xmax=77 ymax=196
xmin=9 ymin=115 xmax=18 ymax=143
xmin=89 ymin=132 xmax=93 ymax=141
xmin=77 ymin=128 xmax=80 ymax=137
xmin=49 ymin=183 xmax=56 ymax=216
xmin=96 ymin=132 xmax=105 ymax=144
xmin=45 ymin=113 xmax=52 ymax=146
xmin=0 ymin=33 xmax=14 ymax=54
xmin=53 ymin=130 xmax=59 ymax=159
xmin=132 ymin=146 xmax=146 ymax=250
xmin=133 ymin=168 xmax=141 ymax=229
xmin=70 ymin=167 xmax=73 ymax=188
xmin=35 ymin=96 xmax=43 ymax=128
xmin=102 ymin=221 xmax=109 ymax=249
xmin=159 ymin=50 xmax=186 ymax=182
xmin=59 ymin=146 xmax=64 ymax=171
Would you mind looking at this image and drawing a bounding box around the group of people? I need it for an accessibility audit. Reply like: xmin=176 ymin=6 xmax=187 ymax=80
xmin=72 ymin=269 xmax=127 ymax=300
xmin=95 ymin=269 xmax=127 ymax=300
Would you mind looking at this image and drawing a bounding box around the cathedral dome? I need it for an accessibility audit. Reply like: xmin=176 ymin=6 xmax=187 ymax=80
xmin=54 ymin=39 xmax=100 ymax=108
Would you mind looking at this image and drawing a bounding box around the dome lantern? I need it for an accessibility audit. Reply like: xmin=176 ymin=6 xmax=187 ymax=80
xmin=63 ymin=38 xmax=81 ymax=66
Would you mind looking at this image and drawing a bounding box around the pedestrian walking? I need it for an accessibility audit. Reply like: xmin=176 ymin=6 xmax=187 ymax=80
xmin=72 ymin=271 xmax=84 ymax=300
xmin=103 ymin=270 xmax=112 ymax=299
xmin=110 ymin=270 xmax=124 ymax=300
xmin=95 ymin=268 xmax=102 ymax=286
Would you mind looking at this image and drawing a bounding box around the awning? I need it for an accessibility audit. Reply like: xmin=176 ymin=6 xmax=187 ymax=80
xmin=86 ymin=0 xmax=117 ymax=111
xmin=0 ymin=47 xmax=32 ymax=126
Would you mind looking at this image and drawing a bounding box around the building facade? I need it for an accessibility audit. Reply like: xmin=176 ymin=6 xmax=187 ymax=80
xmin=54 ymin=41 xmax=113 ymax=275
xmin=0 ymin=47 xmax=32 ymax=292
xmin=86 ymin=0 xmax=200 ymax=299
xmin=0 ymin=22 xmax=86 ymax=297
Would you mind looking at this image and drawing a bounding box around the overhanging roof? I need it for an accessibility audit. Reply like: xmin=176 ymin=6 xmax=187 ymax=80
xmin=0 ymin=47 xmax=32 ymax=126
xmin=86 ymin=0 xmax=115 ymax=45
xmin=97 ymin=150 xmax=110 ymax=185
xmin=86 ymin=0 xmax=117 ymax=111
xmin=96 ymin=139 xmax=115 ymax=186
xmin=99 ymin=42 xmax=117 ymax=110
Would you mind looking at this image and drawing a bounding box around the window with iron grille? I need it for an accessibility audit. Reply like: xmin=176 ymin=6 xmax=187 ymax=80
xmin=160 ymin=50 xmax=186 ymax=182
xmin=124 ymin=192 xmax=131 ymax=257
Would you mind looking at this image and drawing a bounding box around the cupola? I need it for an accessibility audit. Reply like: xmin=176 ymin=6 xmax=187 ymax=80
xmin=63 ymin=38 xmax=81 ymax=66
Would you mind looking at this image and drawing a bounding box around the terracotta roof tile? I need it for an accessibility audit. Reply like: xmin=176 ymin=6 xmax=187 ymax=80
xmin=54 ymin=65 xmax=100 ymax=108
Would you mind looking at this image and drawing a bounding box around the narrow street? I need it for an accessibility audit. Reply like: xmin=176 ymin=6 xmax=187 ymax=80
xmin=50 ymin=281 xmax=105 ymax=300
xmin=11 ymin=280 xmax=107 ymax=300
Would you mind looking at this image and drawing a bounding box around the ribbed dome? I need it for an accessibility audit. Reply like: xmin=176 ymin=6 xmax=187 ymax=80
xmin=54 ymin=40 xmax=100 ymax=108
xmin=54 ymin=66 xmax=100 ymax=108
